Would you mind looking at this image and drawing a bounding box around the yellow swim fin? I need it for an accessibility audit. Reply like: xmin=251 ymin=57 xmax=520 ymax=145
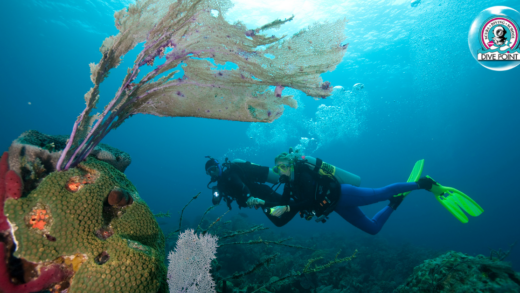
xmin=427 ymin=176 xmax=484 ymax=223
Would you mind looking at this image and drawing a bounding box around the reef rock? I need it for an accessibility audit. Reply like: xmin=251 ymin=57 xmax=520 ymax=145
xmin=1 ymin=153 xmax=166 ymax=292
xmin=8 ymin=130 xmax=132 ymax=177
xmin=395 ymin=251 xmax=520 ymax=292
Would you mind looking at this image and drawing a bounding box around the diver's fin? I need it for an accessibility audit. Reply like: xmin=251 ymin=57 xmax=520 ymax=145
xmin=389 ymin=159 xmax=424 ymax=210
xmin=395 ymin=159 xmax=424 ymax=198
xmin=427 ymin=176 xmax=484 ymax=223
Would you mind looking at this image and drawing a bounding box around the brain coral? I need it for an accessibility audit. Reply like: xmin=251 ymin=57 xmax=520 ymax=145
xmin=3 ymin=156 xmax=166 ymax=292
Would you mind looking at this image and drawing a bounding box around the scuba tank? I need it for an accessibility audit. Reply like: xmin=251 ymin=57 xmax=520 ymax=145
xmin=296 ymin=156 xmax=361 ymax=187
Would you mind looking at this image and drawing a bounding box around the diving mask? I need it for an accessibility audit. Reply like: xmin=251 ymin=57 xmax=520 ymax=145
xmin=272 ymin=163 xmax=291 ymax=174
xmin=206 ymin=165 xmax=218 ymax=176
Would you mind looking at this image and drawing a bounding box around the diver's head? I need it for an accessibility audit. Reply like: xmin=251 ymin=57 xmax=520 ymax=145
xmin=494 ymin=26 xmax=506 ymax=38
xmin=273 ymin=152 xmax=293 ymax=178
xmin=205 ymin=157 xmax=222 ymax=180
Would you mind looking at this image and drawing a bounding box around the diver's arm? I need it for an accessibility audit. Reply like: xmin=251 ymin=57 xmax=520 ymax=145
xmin=228 ymin=172 xmax=251 ymax=197
xmin=231 ymin=159 xmax=279 ymax=184
xmin=277 ymin=186 xmax=314 ymax=211
xmin=246 ymin=183 xmax=286 ymax=208
xmin=261 ymin=199 xmax=290 ymax=208
xmin=287 ymin=199 xmax=314 ymax=211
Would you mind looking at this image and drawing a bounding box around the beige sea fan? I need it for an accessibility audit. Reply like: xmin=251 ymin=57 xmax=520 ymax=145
xmin=58 ymin=0 xmax=348 ymax=170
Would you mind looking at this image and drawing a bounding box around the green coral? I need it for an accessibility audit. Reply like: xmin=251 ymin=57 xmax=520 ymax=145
xmin=4 ymin=157 xmax=166 ymax=292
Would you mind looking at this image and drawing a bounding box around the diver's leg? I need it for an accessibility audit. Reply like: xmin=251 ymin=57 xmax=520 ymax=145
xmin=334 ymin=205 xmax=393 ymax=235
xmin=339 ymin=183 xmax=418 ymax=206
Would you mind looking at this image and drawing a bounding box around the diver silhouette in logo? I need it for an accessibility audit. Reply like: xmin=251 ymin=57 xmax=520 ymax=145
xmin=490 ymin=25 xmax=511 ymax=51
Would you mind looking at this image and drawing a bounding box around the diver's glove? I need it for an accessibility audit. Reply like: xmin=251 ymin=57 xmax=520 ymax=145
xmin=270 ymin=205 xmax=290 ymax=217
xmin=416 ymin=177 xmax=436 ymax=190
xmin=246 ymin=197 xmax=265 ymax=208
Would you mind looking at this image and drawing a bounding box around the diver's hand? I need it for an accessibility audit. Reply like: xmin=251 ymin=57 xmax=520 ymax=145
xmin=270 ymin=205 xmax=290 ymax=217
xmin=246 ymin=197 xmax=265 ymax=208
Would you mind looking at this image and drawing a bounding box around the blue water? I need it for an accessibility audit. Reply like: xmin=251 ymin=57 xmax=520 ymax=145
xmin=1 ymin=0 xmax=519 ymax=271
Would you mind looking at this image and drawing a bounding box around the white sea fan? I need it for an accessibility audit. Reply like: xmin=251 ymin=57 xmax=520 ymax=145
xmin=167 ymin=229 xmax=219 ymax=293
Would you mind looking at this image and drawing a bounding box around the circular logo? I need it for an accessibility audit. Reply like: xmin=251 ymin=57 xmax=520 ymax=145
xmin=480 ymin=16 xmax=518 ymax=51
xmin=468 ymin=6 xmax=520 ymax=71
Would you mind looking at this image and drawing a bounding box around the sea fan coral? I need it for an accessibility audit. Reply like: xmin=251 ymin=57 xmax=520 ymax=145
xmin=57 ymin=0 xmax=348 ymax=171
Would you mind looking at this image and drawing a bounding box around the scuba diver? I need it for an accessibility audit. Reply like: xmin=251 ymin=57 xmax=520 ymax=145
xmin=262 ymin=148 xmax=483 ymax=235
xmin=204 ymin=156 xmax=299 ymax=226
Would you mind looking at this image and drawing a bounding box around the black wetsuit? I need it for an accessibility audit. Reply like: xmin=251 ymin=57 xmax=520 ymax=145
xmin=281 ymin=163 xmax=340 ymax=219
xmin=215 ymin=162 xmax=295 ymax=227
xmin=216 ymin=162 xmax=271 ymax=208
xmin=283 ymin=161 xmax=421 ymax=235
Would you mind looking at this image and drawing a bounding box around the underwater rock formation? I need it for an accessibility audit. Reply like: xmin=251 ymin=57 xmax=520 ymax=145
xmin=0 ymin=151 xmax=166 ymax=293
xmin=9 ymin=130 xmax=131 ymax=175
xmin=395 ymin=251 xmax=520 ymax=292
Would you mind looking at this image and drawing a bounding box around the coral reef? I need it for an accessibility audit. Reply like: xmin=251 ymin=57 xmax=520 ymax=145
xmin=0 ymin=152 xmax=68 ymax=293
xmin=396 ymin=251 xmax=520 ymax=292
xmin=0 ymin=152 xmax=22 ymax=231
xmin=0 ymin=151 xmax=166 ymax=293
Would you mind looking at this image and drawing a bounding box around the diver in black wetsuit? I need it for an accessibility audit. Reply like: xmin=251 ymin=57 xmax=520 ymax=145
xmin=204 ymin=157 xmax=298 ymax=227
xmin=266 ymin=151 xmax=434 ymax=235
